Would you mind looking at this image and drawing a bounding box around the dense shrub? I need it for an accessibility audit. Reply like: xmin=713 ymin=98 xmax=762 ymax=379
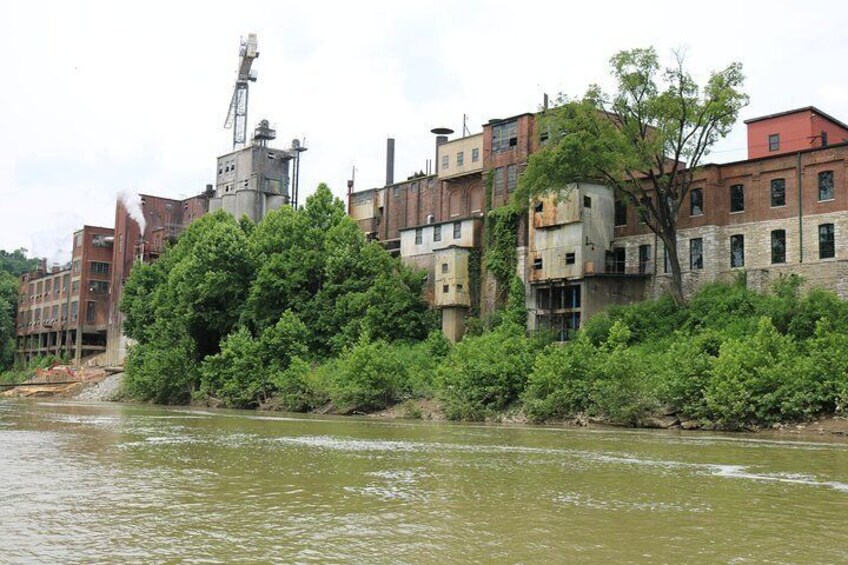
xmin=329 ymin=338 xmax=407 ymax=412
xmin=437 ymin=323 xmax=535 ymax=420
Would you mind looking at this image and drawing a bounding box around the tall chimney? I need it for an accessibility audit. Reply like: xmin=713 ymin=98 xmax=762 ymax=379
xmin=386 ymin=138 xmax=395 ymax=186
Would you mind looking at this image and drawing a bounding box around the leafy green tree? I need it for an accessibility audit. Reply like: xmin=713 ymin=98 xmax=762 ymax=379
xmin=0 ymin=271 xmax=19 ymax=370
xmin=0 ymin=248 xmax=42 ymax=277
xmin=519 ymin=47 xmax=747 ymax=306
xmin=330 ymin=336 xmax=408 ymax=412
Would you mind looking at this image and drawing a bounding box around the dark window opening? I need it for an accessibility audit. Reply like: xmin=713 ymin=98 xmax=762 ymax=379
xmin=533 ymin=257 xmax=543 ymax=270
xmin=638 ymin=245 xmax=652 ymax=274
xmin=690 ymin=188 xmax=703 ymax=216
xmin=819 ymin=223 xmax=835 ymax=259
xmin=565 ymin=253 xmax=576 ymax=265
xmin=690 ymin=238 xmax=703 ymax=270
xmin=583 ymin=195 xmax=591 ymax=208
xmin=819 ymin=171 xmax=834 ymax=201
xmin=492 ymin=120 xmax=518 ymax=153
xmin=730 ymin=234 xmax=745 ymax=268
xmin=85 ymin=301 xmax=97 ymax=323
xmin=456 ymin=284 xmax=464 ymax=291
xmin=606 ymin=248 xmax=626 ymax=274
xmin=771 ymin=230 xmax=786 ymax=264
xmin=771 ymin=179 xmax=786 ymax=207
xmin=730 ymin=184 xmax=744 ymax=213
xmin=614 ymin=200 xmax=627 ymax=226
xmin=821 ymin=131 xmax=828 ymax=147
xmin=533 ymin=201 xmax=544 ymax=213
xmin=442 ymin=285 xmax=449 ymax=293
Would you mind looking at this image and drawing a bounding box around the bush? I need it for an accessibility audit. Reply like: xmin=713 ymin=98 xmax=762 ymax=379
xmin=437 ymin=323 xmax=535 ymax=421
xmin=330 ymin=338 xmax=407 ymax=412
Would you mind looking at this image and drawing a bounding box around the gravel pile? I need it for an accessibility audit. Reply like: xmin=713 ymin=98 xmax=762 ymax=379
xmin=75 ymin=373 xmax=124 ymax=402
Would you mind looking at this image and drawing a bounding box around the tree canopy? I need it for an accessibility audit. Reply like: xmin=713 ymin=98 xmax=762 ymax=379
xmin=518 ymin=47 xmax=748 ymax=305
xmin=121 ymin=183 xmax=436 ymax=406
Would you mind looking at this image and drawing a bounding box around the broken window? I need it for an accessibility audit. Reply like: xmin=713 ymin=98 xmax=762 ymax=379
xmin=583 ymin=195 xmax=592 ymax=208
xmin=771 ymin=230 xmax=786 ymax=264
xmin=771 ymin=178 xmax=786 ymax=207
xmin=536 ymin=288 xmax=550 ymax=310
xmin=492 ymin=120 xmax=518 ymax=153
xmin=86 ymin=301 xmax=97 ymax=323
xmin=730 ymin=234 xmax=745 ymax=268
xmin=442 ymin=284 xmax=449 ymax=293
xmin=606 ymin=248 xmax=626 ymax=274
xmin=533 ymin=201 xmax=544 ymax=213
xmin=690 ymin=188 xmax=703 ymax=216
xmin=819 ymin=223 xmax=835 ymax=259
xmin=768 ymin=133 xmax=780 ymax=152
xmin=690 ymin=238 xmax=703 ymax=270
xmin=90 ymin=261 xmax=110 ymax=276
xmin=565 ymin=253 xmax=576 ymax=265
xmin=493 ymin=167 xmax=505 ymax=195
xmin=70 ymin=301 xmax=78 ymax=321
xmin=730 ymin=184 xmax=744 ymax=212
xmin=819 ymin=171 xmax=834 ymax=201
xmin=533 ymin=257 xmax=543 ymax=270
xmin=88 ymin=280 xmax=109 ymax=294
xmin=456 ymin=284 xmax=464 ymax=292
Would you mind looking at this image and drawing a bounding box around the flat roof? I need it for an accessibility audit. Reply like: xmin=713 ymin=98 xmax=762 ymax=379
xmin=743 ymin=106 xmax=848 ymax=131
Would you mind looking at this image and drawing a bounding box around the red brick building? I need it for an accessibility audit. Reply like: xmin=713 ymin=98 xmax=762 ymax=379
xmin=15 ymin=226 xmax=114 ymax=364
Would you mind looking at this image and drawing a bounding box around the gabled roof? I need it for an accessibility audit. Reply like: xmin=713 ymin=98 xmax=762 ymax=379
xmin=743 ymin=106 xmax=848 ymax=131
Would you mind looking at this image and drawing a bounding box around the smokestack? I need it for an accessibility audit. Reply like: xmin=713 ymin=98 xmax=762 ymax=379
xmin=386 ymin=138 xmax=395 ymax=186
xmin=430 ymin=127 xmax=454 ymax=175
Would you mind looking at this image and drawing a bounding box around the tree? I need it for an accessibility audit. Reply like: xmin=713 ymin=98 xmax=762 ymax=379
xmin=519 ymin=47 xmax=748 ymax=306
xmin=0 ymin=271 xmax=19 ymax=370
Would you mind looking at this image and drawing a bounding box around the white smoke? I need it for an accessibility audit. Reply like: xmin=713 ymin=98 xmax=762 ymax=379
xmin=118 ymin=190 xmax=146 ymax=233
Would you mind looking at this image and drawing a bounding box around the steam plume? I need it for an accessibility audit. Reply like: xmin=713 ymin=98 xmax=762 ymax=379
xmin=118 ymin=191 xmax=146 ymax=233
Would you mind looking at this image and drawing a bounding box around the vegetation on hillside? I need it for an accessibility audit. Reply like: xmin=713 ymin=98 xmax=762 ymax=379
xmin=0 ymin=248 xmax=44 ymax=371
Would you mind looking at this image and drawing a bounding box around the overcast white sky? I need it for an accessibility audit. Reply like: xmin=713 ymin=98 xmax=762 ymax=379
xmin=2 ymin=0 xmax=847 ymax=263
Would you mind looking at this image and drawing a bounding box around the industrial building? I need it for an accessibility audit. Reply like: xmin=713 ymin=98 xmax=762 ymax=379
xmin=350 ymin=105 xmax=848 ymax=342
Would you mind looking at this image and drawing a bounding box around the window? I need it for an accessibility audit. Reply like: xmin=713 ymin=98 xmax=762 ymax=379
xmin=74 ymin=233 xmax=83 ymax=248
xmin=442 ymin=285 xmax=449 ymax=293
xmin=771 ymin=178 xmax=786 ymax=207
xmin=565 ymin=253 xmax=576 ymax=265
xmin=822 ymin=131 xmax=829 ymax=147
xmin=441 ymin=263 xmax=448 ymax=274
xmin=583 ymin=195 xmax=592 ymax=208
xmin=34 ymin=309 xmax=41 ymax=322
xmin=819 ymin=223 xmax=835 ymax=259
xmin=730 ymin=184 xmax=744 ymax=212
xmin=44 ymin=280 xmax=51 ymax=294
xmin=73 ymin=260 xmax=81 ymax=274
xmin=690 ymin=238 xmax=703 ymax=270
xmin=86 ymin=301 xmax=97 ymax=323
xmin=72 ymin=280 xmax=80 ymax=294
xmin=533 ymin=257 xmax=543 ymax=270
xmin=690 ymin=188 xmax=703 ymax=216
xmin=614 ymin=200 xmax=627 ymax=226
xmin=819 ymin=171 xmax=834 ymax=201
xmin=768 ymin=134 xmax=780 ymax=152
xmin=771 ymin=230 xmax=786 ymax=264
xmin=638 ymin=245 xmax=651 ymax=274
xmin=730 ymin=234 xmax=745 ymax=268
xmin=453 ymin=222 xmax=462 ymax=239
xmin=51 ymin=305 xmax=58 ymax=320
xmin=606 ymin=248 xmax=626 ymax=274
xmin=61 ymin=304 xmax=68 ymax=321
xmin=441 ymin=155 xmax=449 ymax=170
xmin=90 ymin=261 xmax=110 ymax=276
xmin=433 ymin=225 xmax=442 ymax=242
xmin=506 ymin=165 xmax=518 ymax=193
xmin=89 ymin=280 xmax=108 ymax=294
xmin=471 ymin=147 xmax=479 ymax=162
xmin=456 ymin=284 xmax=463 ymax=292
xmin=70 ymin=301 xmax=78 ymax=321
xmin=457 ymin=152 xmax=464 ymax=167
xmin=414 ymin=228 xmax=423 ymax=245
xmin=493 ymin=167 xmax=505 ymax=195
xmin=92 ymin=234 xmax=111 ymax=247
xmin=533 ymin=201 xmax=544 ymax=213
xmin=492 ymin=120 xmax=518 ymax=153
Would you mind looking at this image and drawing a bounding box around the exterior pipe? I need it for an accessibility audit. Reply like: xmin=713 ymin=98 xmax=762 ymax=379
xmin=797 ymin=152 xmax=803 ymax=263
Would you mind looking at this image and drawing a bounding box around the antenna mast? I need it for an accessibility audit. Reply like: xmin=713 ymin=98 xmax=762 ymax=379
xmin=224 ymin=33 xmax=259 ymax=149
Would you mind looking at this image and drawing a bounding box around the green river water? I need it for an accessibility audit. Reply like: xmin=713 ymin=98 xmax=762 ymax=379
xmin=1 ymin=400 xmax=846 ymax=564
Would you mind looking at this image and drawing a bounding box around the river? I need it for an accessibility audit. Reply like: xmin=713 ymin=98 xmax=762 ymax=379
xmin=1 ymin=400 xmax=846 ymax=564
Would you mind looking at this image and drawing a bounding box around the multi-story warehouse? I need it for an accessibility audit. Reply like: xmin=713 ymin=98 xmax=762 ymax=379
xmin=613 ymin=106 xmax=848 ymax=300
xmin=15 ymin=226 xmax=114 ymax=364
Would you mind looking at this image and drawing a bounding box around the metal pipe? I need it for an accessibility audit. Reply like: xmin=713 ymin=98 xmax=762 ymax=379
xmin=797 ymin=152 xmax=803 ymax=263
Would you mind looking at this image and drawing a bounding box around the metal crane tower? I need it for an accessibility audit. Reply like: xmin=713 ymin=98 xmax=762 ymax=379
xmin=224 ymin=33 xmax=259 ymax=149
